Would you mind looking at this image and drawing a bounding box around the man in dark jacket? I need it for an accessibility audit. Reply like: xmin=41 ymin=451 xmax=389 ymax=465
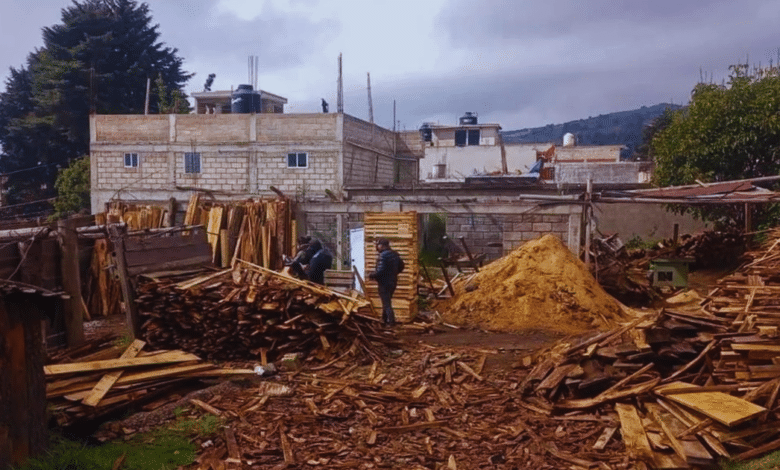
xmin=368 ymin=238 xmax=403 ymax=326
xmin=305 ymin=243 xmax=333 ymax=285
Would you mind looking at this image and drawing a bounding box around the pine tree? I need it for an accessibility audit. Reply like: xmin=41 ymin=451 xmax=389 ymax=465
xmin=0 ymin=0 xmax=192 ymax=205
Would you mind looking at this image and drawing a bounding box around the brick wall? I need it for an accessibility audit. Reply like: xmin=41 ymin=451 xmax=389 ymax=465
xmin=556 ymin=145 xmax=622 ymax=162
xmin=256 ymin=149 xmax=340 ymax=195
xmin=95 ymin=115 xmax=169 ymax=142
xmin=257 ymin=113 xmax=339 ymax=143
xmin=175 ymin=152 xmax=250 ymax=192
xmin=176 ymin=114 xmax=251 ymax=142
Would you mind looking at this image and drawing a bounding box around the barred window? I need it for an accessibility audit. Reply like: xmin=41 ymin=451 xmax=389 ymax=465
xmin=287 ymin=152 xmax=308 ymax=168
xmin=184 ymin=152 xmax=201 ymax=174
xmin=124 ymin=153 xmax=139 ymax=168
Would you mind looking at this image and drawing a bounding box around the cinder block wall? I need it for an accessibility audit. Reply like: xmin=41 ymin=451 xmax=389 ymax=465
xmin=90 ymin=114 xmax=345 ymax=209
xmin=445 ymin=213 xmax=570 ymax=260
xmin=556 ymin=145 xmax=622 ymax=162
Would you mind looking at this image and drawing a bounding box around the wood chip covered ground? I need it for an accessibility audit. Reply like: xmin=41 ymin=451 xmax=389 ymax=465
xmin=40 ymin=228 xmax=780 ymax=469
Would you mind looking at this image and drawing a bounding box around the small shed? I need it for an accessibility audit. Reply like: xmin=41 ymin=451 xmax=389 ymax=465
xmin=0 ymin=282 xmax=65 ymax=469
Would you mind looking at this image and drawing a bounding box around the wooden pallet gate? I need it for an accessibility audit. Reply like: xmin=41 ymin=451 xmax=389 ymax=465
xmin=363 ymin=212 xmax=418 ymax=323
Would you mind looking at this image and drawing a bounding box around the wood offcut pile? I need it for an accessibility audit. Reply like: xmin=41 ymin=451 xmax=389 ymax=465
xmin=591 ymin=229 xmax=745 ymax=305
xmin=46 ymin=334 xmax=253 ymax=427
xmin=518 ymin=232 xmax=780 ymax=468
xmin=135 ymin=260 xmax=396 ymax=362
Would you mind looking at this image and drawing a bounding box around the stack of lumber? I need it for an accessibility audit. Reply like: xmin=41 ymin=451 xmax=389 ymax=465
xmin=518 ymin=233 xmax=780 ymax=467
xmin=363 ymin=212 xmax=419 ymax=322
xmin=96 ymin=202 xmax=168 ymax=229
xmin=45 ymin=334 xmax=253 ymax=427
xmin=183 ymin=194 xmax=293 ymax=270
xmin=135 ymin=260 xmax=394 ymax=362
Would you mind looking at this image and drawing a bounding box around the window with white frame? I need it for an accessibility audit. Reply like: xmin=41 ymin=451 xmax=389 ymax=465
xmin=287 ymin=152 xmax=308 ymax=168
xmin=184 ymin=152 xmax=201 ymax=174
xmin=124 ymin=153 xmax=139 ymax=168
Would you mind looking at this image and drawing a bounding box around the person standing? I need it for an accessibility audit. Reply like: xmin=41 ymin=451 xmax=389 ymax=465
xmin=368 ymin=238 xmax=404 ymax=326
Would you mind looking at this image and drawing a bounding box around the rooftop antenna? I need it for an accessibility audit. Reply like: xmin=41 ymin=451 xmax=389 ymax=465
xmin=337 ymin=53 xmax=343 ymax=113
xmin=367 ymin=72 xmax=374 ymax=124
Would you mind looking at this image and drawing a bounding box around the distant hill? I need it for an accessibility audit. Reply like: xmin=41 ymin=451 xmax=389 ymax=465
xmin=501 ymin=103 xmax=682 ymax=159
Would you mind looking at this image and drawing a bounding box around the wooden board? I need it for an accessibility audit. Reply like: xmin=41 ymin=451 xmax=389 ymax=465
xmin=82 ymin=339 xmax=145 ymax=407
xmin=615 ymin=403 xmax=654 ymax=464
xmin=44 ymin=351 xmax=200 ymax=376
xmin=656 ymin=382 xmax=766 ymax=427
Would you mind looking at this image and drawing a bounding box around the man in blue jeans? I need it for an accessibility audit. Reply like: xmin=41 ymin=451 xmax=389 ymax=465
xmin=368 ymin=238 xmax=404 ymax=327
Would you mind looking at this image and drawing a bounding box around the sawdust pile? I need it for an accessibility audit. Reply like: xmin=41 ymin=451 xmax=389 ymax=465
xmin=440 ymin=234 xmax=628 ymax=333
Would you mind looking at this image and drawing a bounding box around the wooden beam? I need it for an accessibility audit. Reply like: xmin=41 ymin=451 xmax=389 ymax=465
xmin=58 ymin=217 xmax=84 ymax=346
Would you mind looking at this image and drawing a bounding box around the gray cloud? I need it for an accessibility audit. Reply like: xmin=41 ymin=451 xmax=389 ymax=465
xmin=150 ymin=1 xmax=339 ymax=88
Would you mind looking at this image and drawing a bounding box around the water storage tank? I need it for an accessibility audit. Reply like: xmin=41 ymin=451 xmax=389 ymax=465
xmin=419 ymin=123 xmax=433 ymax=142
xmin=231 ymin=84 xmax=261 ymax=113
xmin=563 ymin=132 xmax=576 ymax=147
xmin=459 ymin=112 xmax=478 ymax=125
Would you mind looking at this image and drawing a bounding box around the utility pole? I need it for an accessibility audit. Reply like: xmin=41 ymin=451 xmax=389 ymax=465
xmin=337 ymin=53 xmax=344 ymax=113
xmin=367 ymin=72 xmax=374 ymax=124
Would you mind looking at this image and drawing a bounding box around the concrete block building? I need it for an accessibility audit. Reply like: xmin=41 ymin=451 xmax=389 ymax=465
xmin=89 ymin=112 xmax=422 ymax=211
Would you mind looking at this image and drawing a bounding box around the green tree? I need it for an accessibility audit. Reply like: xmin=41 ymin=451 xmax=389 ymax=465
xmin=0 ymin=0 xmax=192 ymax=205
xmin=53 ymin=156 xmax=90 ymax=217
xmin=651 ymin=63 xmax=780 ymax=227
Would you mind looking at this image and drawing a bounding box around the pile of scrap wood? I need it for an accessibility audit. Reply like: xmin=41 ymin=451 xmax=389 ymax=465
xmin=520 ymin=233 xmax=780 ymax=468
xmin=135 ymin=260 xmax=395 ymax=362
xmin=591 ymin=229 xmax=745 ymax=305
xmin=46 ymin=334 xmax=253 ymax=427
xmin=97 ymin=340 xmax=625 ymax=468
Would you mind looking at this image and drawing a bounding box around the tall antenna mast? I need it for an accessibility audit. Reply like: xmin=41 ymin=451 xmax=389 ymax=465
xmin=337 ymin=53 xmax=344 ymax=113
xmin=367 ymin=72 xmax=374 ymax=124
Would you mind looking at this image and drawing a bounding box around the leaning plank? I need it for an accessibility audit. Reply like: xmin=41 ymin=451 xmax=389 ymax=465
xmin=615 ymin=403 xmax=654 ymax=464
xmin=44 ymin=351 xmax=200 ymax=375
xmin=648 ymin=404 xmax=713 ymax=466
xmin=556 ymin=378 xmax=660 ymax=410
xmin=82 ymin=339 xmax=145 ymax=407
xmin=656 ymin=382 xmax=765 ymax=427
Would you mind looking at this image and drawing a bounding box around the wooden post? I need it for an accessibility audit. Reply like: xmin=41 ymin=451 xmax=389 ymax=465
xmin=673 ymin=223 xmax=679 ymax=248
xmin=745 ymin=203 xmax=752 ymax=234
xmin=110 ymin=225 xmax=141 ymax=339
xmin=439 ymin=259 xmax=456 ymax=297
xmin=167 ymin=197 xmax=177 ymax=227
xmin=57 ymin=218 xmax=84 ymax=347
xmin=458 ymin=236 xmax=480 ymax=273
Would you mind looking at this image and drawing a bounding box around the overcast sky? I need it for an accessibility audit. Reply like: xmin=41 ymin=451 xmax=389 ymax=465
xmin=2 ymin=0 xmax=780 ymax=132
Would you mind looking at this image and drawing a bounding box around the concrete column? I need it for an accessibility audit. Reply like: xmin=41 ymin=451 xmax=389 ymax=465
xmin=336 ymin=214 xmax=344 ymax=268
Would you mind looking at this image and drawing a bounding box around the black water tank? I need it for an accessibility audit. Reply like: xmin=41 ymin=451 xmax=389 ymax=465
xmin=231 ymin=84 xmax=261 ymax=113
xmin=459 ymin=112 xmax=478 ymax=125
xmin=420 ymin=123 xmax=433 ymax=142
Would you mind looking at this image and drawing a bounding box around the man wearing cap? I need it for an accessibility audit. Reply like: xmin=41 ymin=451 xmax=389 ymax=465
xmin=368 ymin=238 xmax=404 ymax=327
